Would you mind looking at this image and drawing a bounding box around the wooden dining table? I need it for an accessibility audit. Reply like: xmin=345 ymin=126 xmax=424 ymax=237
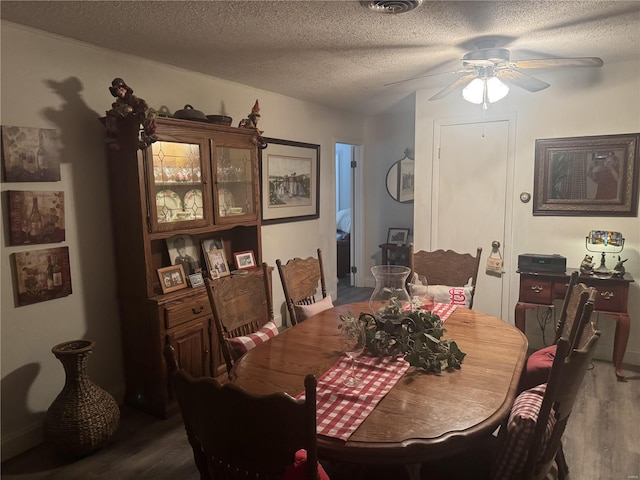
xmin=231 ymin=302 xmax=528 ymax=469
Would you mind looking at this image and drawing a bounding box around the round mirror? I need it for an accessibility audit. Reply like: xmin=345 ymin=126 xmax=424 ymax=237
xmin=386 ymin=151 xmax=414 ymax=203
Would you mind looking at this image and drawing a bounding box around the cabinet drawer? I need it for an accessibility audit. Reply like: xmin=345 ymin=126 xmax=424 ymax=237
xmin=519 ymin=278 xmax=553 ymax=304
xmin=164 ymin=294 xmax=212 ymax=329
xmin=592 ymin=284 xmax=626 ymax=313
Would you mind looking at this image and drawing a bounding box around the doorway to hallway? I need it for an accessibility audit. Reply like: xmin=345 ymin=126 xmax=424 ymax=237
xmin=335 ymin=142 xmax=361 ymax=293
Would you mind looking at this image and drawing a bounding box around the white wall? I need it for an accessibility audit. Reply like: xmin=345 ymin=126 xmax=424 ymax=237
xmin=361 ymin=94 xmax=415 ymax=286
xmin=0 ymin=23 xmax=363 ymax=459
xmin=413 ymin=59 xmax=640 ymax=365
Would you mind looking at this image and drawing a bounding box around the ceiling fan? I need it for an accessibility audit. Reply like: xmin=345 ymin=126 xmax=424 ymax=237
xmin=387 ymin=44 xmax=603 ymax=107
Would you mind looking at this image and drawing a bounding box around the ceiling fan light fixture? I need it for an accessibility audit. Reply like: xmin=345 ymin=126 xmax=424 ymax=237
xmin=462 ymin=78 xmax=485 ymax=104
xmin=486 ymin=77 xmax=509 ymax=103
xmin=462 ymin=77 xmax=509 ymax=107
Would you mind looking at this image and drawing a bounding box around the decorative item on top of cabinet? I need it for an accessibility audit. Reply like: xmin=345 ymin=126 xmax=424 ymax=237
xmin=238 ymin=99 xmax=267 ymax=149
xmin=104 ymin=78 xmax=157 ymax=150
xmin=102 ymin=113 xmax=263 ymax=417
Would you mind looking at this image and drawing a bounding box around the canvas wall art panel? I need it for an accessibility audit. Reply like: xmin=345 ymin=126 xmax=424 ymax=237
xmin=8 ymin=190 xmax=65 ymax=245
xmin=13 ymin=246 xmax=72 ymax=306
xmin=1 ymin=126 xmax=61 ymax=182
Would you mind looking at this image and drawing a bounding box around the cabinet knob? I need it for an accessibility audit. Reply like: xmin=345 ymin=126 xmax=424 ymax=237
xmin=530 ymin=285 xmax=543 ymax=293
xmin=192 ymin=305 xmax=204 ymax=314
xmin=601 ymin=291 xmax=614 ymax=300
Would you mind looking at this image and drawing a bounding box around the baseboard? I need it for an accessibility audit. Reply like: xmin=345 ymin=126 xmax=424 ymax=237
xmin=1 ymin=421 xmax=44 ymax=462
xmin=2 ymin=383 xmax=127 ymax=462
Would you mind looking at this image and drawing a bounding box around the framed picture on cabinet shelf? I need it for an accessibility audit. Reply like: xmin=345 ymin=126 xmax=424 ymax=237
xmin=387 ymin=227 xmax=410 ymax=246
xmin=12 ymin=246 xmax=72 ymax=306
xmin=7 ymin=190 xmax=65 ymax=246
xmin=204 ymin=248 xmax=230 ymax=279
xmin=1 ymin=125 xmax=61 ymax=182
xmin=234 ymin=250 xmax=256 ymax=270
xmin=188 ymin=272 xmax=205 ymax=288
xmin=166 ymin=234 xmax=200 ymax=277
xmin=157 ymin=265 xmax=188 ymax=294
xmin=259 ymin=137 xmax=320 ymax=225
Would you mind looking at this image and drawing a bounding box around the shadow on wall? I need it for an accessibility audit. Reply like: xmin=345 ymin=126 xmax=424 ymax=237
xmin=41 ymin=76 xmax=123 ymax=391
xmin=0 ymin=364 xmax=47 ymax=459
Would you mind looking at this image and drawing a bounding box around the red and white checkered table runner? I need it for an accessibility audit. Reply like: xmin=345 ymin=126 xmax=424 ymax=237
xmin=296 ymin=303 xmax=457 ymax=442
xmin=298 ymin=354 xmax=410 ymax=441
xmin=431 ymin=302 xmax=457 ymax=322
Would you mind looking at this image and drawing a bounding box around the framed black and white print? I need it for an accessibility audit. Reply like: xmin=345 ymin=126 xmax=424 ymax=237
xmin=260 ymin=137 xmax=320 ymax=225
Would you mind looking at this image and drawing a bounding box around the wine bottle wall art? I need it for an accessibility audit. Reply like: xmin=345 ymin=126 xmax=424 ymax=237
xmin=12 ymin=246 xmax=72 ymax=306
xmin=1 ymin=125 xmax=61 ymax=182
xmin=7 ymin=191 xmax=65 ymax=246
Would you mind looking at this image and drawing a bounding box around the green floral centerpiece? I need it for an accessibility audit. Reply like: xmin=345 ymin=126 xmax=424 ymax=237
xmin=339 ymin=308 xmax=466 ymax=374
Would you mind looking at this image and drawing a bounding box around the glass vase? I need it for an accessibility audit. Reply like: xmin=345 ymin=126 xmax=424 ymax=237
xmin=369 ymin=265 xmax=412 ymax=332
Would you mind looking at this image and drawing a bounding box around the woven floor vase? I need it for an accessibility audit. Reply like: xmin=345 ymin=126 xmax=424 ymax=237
xmin=44 ymin=340 xmax=120 ymax=456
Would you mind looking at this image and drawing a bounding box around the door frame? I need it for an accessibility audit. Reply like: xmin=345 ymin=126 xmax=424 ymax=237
xmin=432 ymin=114 xmax=517 ymax=321
xmin=334 ymin=139 xmax=364 ymax=287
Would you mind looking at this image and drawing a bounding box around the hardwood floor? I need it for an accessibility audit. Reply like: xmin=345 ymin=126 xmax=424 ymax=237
xmin=335 ymin=277 xmax=373 ymax=305
xmin=3 ymin=284 xmax=638 ymax=480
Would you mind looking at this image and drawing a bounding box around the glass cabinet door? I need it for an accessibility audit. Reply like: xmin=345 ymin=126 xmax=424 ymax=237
xmin=214 ymin=146 xmax=256 ymax=222
xmin=148 ymin=140 xmax=209 ymax=232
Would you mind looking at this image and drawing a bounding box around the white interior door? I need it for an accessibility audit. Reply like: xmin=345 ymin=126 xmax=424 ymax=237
xmin=433 ymin=119 xmax=513 ymax=319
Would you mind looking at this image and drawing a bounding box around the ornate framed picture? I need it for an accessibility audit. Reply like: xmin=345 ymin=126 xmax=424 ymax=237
xmin=234 ymin=250 xmax=256 ymax=270
xmin=533 ymin=133 xmax=639 ymax=216
xmin=157 ymin=265 xmax=188 ymax=294
xmin=260 ymin=137 xmax=320 ymax=225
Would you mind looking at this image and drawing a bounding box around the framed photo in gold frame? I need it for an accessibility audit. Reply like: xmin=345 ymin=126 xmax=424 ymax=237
xmin=533 ymin=133 xmax=639 ymax=216
xmin=157 ymin=264 xmax=188 ymax=294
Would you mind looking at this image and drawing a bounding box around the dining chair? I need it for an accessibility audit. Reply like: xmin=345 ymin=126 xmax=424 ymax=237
xmin=409 ymin=244 xmax=482 ymax=308
xmin=495 ymin=292 xmax=599 ymax=480
xmin=277 ymin=248 xmax=330 ymax=326
xmin=422 ymin=291 xmax=599 ymax=480
xmin=205 ymin=262 xmax=277 ymax=376
xmin=518 ymin=272 xmax=594 ymax=392
xmin=164 ymin=345 xmax=328 ymax=480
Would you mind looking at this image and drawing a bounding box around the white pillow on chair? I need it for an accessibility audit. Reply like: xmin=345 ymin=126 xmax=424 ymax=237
xmin=294 ymin=295 xmax=334 ymax=322
xmin=427 ymin=285 xmax=473 ymax=308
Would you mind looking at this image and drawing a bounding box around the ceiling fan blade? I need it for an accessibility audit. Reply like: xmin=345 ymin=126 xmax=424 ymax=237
xmin=497 ymin=69 xmax=550 ymax=92
xmin=384 ymin=68 xmax=473 ymax=87
xmin=429 ymin=73 xmax=477 ymax=100
xmin=511 ymin=57 xmax=603 ymax=69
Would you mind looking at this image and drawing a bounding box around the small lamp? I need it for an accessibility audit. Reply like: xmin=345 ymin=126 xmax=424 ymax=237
xmin=585 ymin=230 xmax=625 ymax=276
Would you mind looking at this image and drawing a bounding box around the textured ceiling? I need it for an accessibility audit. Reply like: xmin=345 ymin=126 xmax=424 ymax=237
xmin=2 ymin=1 xmax=640 ymax=115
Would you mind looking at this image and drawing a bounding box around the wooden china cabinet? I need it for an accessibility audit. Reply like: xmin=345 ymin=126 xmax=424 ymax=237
xmin=104 ymin=115 xmax=263 ymax=417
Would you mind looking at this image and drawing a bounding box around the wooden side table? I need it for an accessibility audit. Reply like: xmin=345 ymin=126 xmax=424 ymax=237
xmin=515 ymin=268 xmax=634 ymax=381
xmin=379 ymin=243 xmax=411 ymax=267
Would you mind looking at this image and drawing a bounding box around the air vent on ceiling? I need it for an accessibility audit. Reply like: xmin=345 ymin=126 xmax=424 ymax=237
xmin=362 ymin=1 xmax=423 ymax=14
